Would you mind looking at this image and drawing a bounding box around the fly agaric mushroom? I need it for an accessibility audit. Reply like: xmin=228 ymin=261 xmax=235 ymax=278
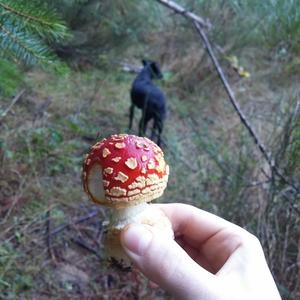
xmin=82 ymin=134 xmax=173 ymax=261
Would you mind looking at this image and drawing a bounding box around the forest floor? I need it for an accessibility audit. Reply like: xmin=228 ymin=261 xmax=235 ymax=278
xmin=0 ymin=49 xmax=299 ymax=299
xmin=0 ymin=66 xmax=183 ymax=299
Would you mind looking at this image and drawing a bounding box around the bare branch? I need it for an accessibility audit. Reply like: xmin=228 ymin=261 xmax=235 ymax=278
xmin=192 ymin=22 xmax=273 ymax=165
xmin=155 ymin=0 xmax=211 ymax=28
xmin=154 ymin=0 xmax=300 ymax=209
xmin=70 ymin=237 xmax=102 ymax=260
xmin=50 ymin=208 xmax=100 ymax=236
xmin=192 ymin=21 xmax=300 ymax=196
xmin=0 ymin=89 xmax=25 ymax=120
xmin=46 ymin=208 xmax=57 ymax=262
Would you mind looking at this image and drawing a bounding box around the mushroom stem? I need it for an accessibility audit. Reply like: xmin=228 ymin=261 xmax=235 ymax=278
xmin=110 ymin=202 xmax=149 ymax=229
xmin=105 ymin=203 xmax=174 ymax=263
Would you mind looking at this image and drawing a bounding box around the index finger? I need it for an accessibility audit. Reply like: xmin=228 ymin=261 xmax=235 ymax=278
xmin=154 ymin=203 xmax=261 ymax=274
xmin=154 ymin=203 xmax=248 ymax=246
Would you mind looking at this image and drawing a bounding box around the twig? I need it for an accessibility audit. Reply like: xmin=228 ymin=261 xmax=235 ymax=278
xmin=193 ymin=21 xmax=275 ymax=168
xmin=192 ymin=21 xmax=300 ymax=196
xmin=0 ymin=89 xmax=25 ymax=120
xmin=50 ymin=209 xmax=100 ymax=236
xmin=154 ymin=1 xmax=272 ymax=165
xmin=155 ymin=0 xmax=211 ymax=29
xmin=46 ymin=205 xmax=56 ymax=262
xmin=281 ymin=193 xmax=300 ymax=215
xmin=154 ymin=0 xmax=300 ymax=213
xmin=70 ymin=237 xmax=102 ymax=259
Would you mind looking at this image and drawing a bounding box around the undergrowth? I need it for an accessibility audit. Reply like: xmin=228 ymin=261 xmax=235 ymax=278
xmin=1 ymin=57 xmax=299 ymax=298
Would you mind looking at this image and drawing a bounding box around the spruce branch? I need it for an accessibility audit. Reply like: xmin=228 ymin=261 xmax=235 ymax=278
xmin=0 ymin=22 xmax=54 ymax=65
xmin=0 ymin=0 xmax=68 ymax=41
xmin=0 ymin=0 xmax=69 ymax=66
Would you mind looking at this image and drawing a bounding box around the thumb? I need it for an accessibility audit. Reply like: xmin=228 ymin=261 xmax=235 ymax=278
xmin=120 ymin=223 xmax=217 ymax=299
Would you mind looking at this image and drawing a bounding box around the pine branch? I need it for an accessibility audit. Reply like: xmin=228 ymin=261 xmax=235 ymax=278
xmin=0 ymin=22 xmax=54 ymax=65
xmin=0 ymin=0 xmax=68 ymax=41
xmin=0 ymin=0 xmax=69 ymax=66
xmin=0 ymin=43 xmax=19 ymax=63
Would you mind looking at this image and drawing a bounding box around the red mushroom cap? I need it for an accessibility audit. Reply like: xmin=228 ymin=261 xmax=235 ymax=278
xmin=82 ymin=134 xmax=169 ymax=208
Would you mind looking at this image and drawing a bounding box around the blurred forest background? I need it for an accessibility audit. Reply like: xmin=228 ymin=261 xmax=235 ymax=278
xmin=0 ymin=0 xmax=299 ymax=299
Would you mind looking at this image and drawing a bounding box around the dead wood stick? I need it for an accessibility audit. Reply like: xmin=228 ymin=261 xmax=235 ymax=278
xmin=154 ymin=0 xmax=299 ymax=210
xmin=46 ymin=208 xmax=57 ymax=262
xmin=155 ymin=0 xmax=211 ymax=28
xmin=50 ymin=209 xmax=100 ymax=236
xmin=192 ymin=21 xmax=300 ymax=196
xmin=153 ymin=1 xmax=271 ymax=164
xmin=192 ymin=21 xmax=274 ymax=167
xmin=0 ymin=89 xmax=25 ymax=119
xmin=70 ymin=237 xmax=102 ymax=259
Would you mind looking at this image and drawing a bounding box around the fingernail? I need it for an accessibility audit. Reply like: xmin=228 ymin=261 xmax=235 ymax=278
xmin=121 ymin=224 xmax=153 ymax=256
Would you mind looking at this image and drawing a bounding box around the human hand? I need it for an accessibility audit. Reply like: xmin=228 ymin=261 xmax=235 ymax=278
xmin=120 ymin=203 xmax=281 ymax=300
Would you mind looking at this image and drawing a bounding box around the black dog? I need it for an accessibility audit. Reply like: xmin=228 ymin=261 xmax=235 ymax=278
xmin=129 ymin=60 xmax=166 ymax=146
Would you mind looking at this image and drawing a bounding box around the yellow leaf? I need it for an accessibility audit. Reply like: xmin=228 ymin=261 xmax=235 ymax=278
xmin=238 ymin=68 xmax=251 ymax=78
